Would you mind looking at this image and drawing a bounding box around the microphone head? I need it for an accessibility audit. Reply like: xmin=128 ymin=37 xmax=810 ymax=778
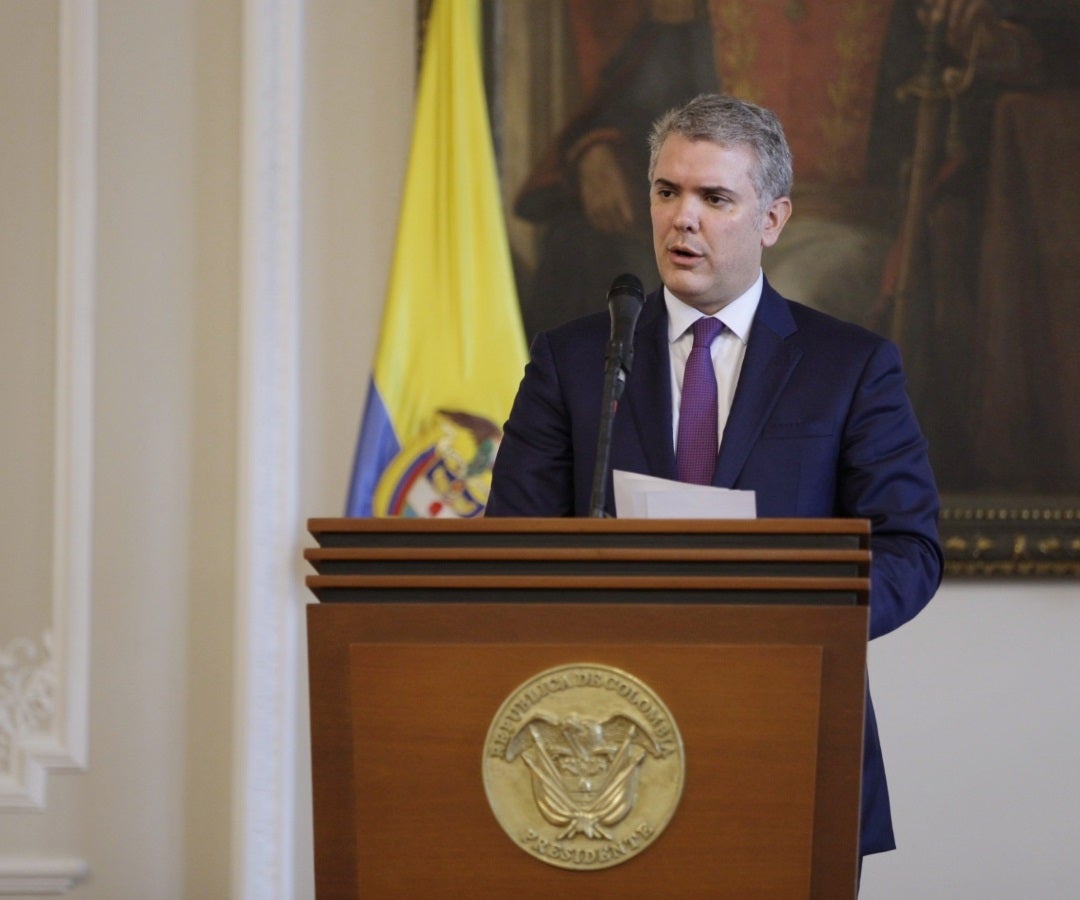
xmin=606 ymin=273 xmax=645 ymax=373
xmin=607 ymin=272 xmax=645 ymax=303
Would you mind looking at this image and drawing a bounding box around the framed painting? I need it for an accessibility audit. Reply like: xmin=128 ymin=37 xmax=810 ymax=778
xmin=423 ymin=0 xmax=1080 ymax=575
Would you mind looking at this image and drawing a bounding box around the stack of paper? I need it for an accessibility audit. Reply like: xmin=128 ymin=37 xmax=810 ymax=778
xmin=612 ymin=470 xmax=757 ymax=519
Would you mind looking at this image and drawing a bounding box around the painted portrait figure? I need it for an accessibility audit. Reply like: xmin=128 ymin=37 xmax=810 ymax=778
xmin=490 ymin=0 xmax=1080 ymax=494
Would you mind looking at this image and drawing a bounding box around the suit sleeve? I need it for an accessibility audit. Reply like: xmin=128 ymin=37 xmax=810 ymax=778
xmin=839 ymin=339 xmax=945 ymax=639
xmin=486 ymin=331 xmax=576 ymax=517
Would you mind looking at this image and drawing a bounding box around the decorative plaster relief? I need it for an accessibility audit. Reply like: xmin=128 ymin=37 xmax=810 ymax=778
xmin=0 ymin=633 xmax=57 ymax=802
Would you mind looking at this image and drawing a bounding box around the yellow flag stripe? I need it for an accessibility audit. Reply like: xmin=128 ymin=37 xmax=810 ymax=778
xmin=373 ymin=0 xmax=527 ymax=442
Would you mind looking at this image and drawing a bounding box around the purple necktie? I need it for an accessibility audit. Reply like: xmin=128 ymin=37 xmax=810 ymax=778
xmin=676 ymin=317 xmax=723 ymax=485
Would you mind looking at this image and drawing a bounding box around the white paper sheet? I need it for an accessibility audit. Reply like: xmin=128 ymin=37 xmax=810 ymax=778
xmin=613 ymin=470 xmax=757 ymax=519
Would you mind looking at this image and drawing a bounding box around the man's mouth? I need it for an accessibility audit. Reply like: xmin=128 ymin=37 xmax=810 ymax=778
xmin=668 ymin=243 xmax=703 ymax=262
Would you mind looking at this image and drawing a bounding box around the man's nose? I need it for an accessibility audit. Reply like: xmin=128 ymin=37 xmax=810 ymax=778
xmin=672 ymin=197 xmax=700 ymax=231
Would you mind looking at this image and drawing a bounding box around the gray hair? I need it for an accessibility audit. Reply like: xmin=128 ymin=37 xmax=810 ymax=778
xmin=648 ymin=93 xmax=794 ymax=210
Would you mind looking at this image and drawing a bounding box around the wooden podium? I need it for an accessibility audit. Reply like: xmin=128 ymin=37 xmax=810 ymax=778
xmin=305 ymin=518 xmax=870 ymax=898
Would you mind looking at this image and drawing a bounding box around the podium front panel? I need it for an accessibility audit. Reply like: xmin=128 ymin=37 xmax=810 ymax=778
xmin=307 ymin=599 xmax=866 ymax=899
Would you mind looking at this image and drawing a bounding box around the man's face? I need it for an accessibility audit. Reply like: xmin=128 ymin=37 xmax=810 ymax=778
xmin=650 ymin=134 xmax=790 ymax=314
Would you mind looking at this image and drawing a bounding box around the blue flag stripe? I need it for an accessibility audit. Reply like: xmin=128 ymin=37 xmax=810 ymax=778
xmin=345 ymin=381 xmax=400 ymax=517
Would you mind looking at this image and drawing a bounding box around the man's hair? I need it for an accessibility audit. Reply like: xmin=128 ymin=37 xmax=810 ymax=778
xmin=648 ymin=93 xmax=794 ymax=209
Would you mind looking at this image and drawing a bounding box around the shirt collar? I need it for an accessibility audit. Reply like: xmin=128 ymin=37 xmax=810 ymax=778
xmin=664 ymin=270 xmax=762 ymax=345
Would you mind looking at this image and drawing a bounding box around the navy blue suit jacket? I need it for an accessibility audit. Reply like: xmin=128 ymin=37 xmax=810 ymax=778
xmin=487 ymin=280 xmax=944 ymax=855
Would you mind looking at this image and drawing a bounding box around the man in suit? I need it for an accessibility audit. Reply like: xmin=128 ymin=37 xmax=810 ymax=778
xmin=486 ymin=93 xmax=944 ymax=871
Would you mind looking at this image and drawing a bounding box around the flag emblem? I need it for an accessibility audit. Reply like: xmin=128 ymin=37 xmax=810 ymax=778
xmin=372 ymin=411 xmax=501 ymax=518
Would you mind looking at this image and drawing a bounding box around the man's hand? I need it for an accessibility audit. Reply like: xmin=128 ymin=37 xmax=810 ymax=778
xmin=577 ymin=143 xmax=636 ymax=235
xmin=917 ymin=0 xmax=1043 ymax=85
xmin=918 ymin=0 xmax=997 ymax=58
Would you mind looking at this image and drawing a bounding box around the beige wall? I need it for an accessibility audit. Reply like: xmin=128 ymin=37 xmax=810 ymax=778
xmin=0 ymin=1 xmax=412 ymax=897
xmin=0 ymin=2 xmax=1076 ymax=899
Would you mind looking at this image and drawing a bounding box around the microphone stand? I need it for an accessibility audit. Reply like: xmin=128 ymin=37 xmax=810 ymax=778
xmin=588 ymin=273 xmax=644 ymax=518
xmin=588 ymin=341 xmax=627 ymax=518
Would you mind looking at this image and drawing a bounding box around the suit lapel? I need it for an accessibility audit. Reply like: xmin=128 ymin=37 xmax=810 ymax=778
xmin=625 ymin=292 xmax=677 ymax=479
xmin=714 ymin=282 xmax=801 ymax=487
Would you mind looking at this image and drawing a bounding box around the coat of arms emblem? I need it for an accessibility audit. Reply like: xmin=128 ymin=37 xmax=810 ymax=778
xmin=483 ymin=664 xmax=685 ymax=870
xmin=372 ymin=410 xmax=500 ymax=517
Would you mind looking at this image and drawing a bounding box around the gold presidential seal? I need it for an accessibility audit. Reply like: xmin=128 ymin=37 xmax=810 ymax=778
xmin=482 ymin=663 xmax=685 ymax=870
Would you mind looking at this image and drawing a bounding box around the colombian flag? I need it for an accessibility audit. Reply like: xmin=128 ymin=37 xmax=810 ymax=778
xmin=345 ymin=0 xmax=527 ymax=518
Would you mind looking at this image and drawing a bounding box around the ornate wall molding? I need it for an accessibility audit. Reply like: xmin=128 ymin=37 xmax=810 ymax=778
xmin=0 ymin=858 xmax=89 ymax=895
xmin=0 ymin=634 xmax=58 ymax=805
xmin=0 ymin=0 xmax=95 ymax=814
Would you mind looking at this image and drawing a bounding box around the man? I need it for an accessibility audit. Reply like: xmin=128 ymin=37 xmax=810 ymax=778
xmin=486 ymin=94 xmax=944 ymax=870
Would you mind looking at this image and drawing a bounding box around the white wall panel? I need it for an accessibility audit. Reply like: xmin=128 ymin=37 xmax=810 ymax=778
xmin=0 ymin=0 xmax=94 ymax=890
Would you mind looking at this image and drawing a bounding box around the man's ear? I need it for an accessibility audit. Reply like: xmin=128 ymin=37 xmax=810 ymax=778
xmin=760 ymin=196 xmax=792 ymax=248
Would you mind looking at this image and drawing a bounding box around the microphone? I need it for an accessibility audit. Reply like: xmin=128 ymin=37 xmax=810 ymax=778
xmin=589 ymin=274 xmax=645 ymax=518
xmin=606 ymin=272 xmax=646 ymax=377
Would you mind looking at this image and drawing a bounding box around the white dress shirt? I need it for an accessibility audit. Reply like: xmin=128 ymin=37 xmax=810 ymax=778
xmin=665 ymin=271 xmax=762 ymax=450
